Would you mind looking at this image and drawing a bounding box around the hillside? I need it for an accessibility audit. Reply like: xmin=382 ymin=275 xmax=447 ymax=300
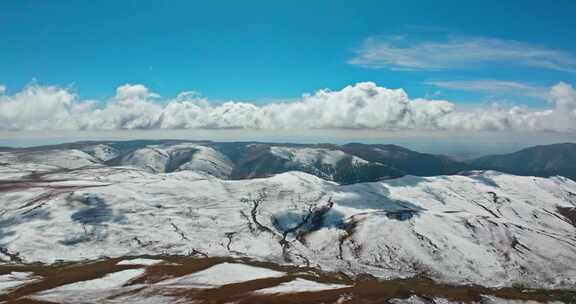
xmin=472 ymin=143 xmax=576 ymax=180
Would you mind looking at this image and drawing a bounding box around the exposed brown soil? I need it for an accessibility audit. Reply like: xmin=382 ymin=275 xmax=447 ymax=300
xmin=0 ymin=256 xmax=574 ymax=304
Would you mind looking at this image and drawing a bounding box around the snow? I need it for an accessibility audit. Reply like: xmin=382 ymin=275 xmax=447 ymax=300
xmin=117 ymin=258 xmax=163 ymax=266
xmin=171 ymin=144 xmax=233 ymax=178
xmin=158 ymin=262 xmax=285 ymax=288
xmin=31 ymin=269 xmax=145 ymax=303
xmin=81 ymin=144 xmax=120 ymax=162
xmin=0 ymin=272 xmax=39 ymax=294
xmin=0 ymin=162 xmax=60 ymax=180
xmin=41 ymin=269 xmax=144 ymax=291
xmin=104 ymin=293 xmax=187 ymax=304
xmin=270 ymin=146 xmax=369 ymax=167
xmin=388 ymin=296 xmax=438 ymax=304
xmin=1 ymin=160 xmax=576 ymax=289
xmin=387 ymin=296 xmax=495 ymax=304
xmin=254 ymin=278 xmax=349 ymax=294
xmin=119 ymin=147 xmax=170 ymax=173
xmin=386 ymin=296 xmax=554 ymax=304
xmin=117 ymin=143 xmax=233 ymax=177
xmin=480 ymin=295 xmax=564 ymax=304
xmin=0 ymin=149 xmax=99 ymax=169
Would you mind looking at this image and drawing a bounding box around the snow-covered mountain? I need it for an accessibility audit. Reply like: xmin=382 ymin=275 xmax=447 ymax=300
xmin=81 ymin=144 xmax=120 ymax=162
xmin=110 ymin=143 xmax=234 ymax=178
xmin=0 ymin=140 xmax=473 ymax=184
xmin=0 ymin=148 xmax=100 ymax=169
xmin=1 ymin=157 xmax=575 ymax=291
xmin=226 ymin=143 xmax=404 ymax=183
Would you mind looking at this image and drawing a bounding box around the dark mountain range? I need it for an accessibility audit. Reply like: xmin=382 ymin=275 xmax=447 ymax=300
xmin=471 ymin=143 xmax=576 ymax=180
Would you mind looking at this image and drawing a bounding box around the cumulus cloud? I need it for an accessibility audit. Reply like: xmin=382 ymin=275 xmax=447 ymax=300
xmin=349 ymin=36 xmax=576 ymax=72
xmin=0 ymin=84 xmax=5 ymax=94
xmin=0 ymin=82 xmax=575 ymax=132
xmin=115 ymin=83 xmax=160 ymax=100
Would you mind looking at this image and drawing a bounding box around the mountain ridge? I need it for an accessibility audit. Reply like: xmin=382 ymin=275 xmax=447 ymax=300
xmin=471 ymin=142 xmax=576 ymax=180
xmin=0 ymin=163 xmax=575 ymax=290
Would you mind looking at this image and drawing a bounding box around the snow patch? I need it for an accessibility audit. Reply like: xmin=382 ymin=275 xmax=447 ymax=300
xmin=255 ymin=278 xmax=349 ymax=294
xmin=117 ymin=258 xmax=163 ymax=266
xmin=270 ymin=146 xmax=368 ymax=167
xmin=157 ymin=263 xmax=285 ymax=288
xmin=0 ymin=272 xmax=40 ymax=294
xmin=32 ymin=269 xmax=145 ymax=303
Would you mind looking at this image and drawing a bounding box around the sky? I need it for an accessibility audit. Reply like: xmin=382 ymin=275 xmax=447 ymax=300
xmin=1 ymin=0 xmax=576 ymax=152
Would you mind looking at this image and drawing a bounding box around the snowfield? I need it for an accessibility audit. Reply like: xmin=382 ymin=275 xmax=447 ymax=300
xmin=254 ymin=278 xmax=349 ymax=294
xmin=157 ymin=262 xmax=285 ymax=288
xmin=31 ymin=269 xmax=146 ymax=303
xmin=0 ymin=157 xmax=576 ymax=291
xmin=270 ymin=146 xmax=369 ymax=167
xmin=0 ymin=272 xmax=40 ymax=294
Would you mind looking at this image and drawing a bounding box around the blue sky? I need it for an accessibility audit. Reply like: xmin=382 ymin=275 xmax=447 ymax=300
xmin=2 ymin=0 xmax=576 ymax=106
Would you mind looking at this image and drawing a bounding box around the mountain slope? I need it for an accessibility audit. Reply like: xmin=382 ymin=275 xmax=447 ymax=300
xmin=1 ymin=161 xmax=575 ymax=289
xmin=224 ymin=143 xmax=404 ymax=183
xmin=340 ymin=143 xmax=470 ymax=176
xmin=4 ymin=140 xmax=576 ymax=184
xmin=472 ymin=143 xmax=576 ymax=180
xmin=91 ymin=143 xmax=235 ymax=178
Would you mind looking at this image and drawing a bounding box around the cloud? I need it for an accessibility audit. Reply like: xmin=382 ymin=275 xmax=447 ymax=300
xmin=0 ymin=82 xmax=574 ymax=132
xmin=115 ymin=84 xmax=160 ymax=100
xmin=0 ymin=84 xmax=5 ymax=94
xmin=349 ymin=36 xmax=576 ymax=72
xmin=425 ymin=80 xmax=549 ymax=100
xmin=0 ymin=84 xmax=91 ymax=130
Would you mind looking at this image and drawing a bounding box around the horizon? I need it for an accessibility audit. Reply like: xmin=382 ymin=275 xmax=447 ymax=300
xmin=2 ymin=129 xmax=576 ymax=159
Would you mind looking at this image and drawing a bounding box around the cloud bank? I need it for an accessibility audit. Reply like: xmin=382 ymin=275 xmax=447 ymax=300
xmin=349 ymin=36 xmax=576 ymax=72
xmin=0 ymin=81 xmax=575 ymax=132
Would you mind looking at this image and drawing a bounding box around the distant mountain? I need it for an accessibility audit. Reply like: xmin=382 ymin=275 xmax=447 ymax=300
xmin=106 ymin=142 xmax=234 ymax=178
xmin=0 ymin=140 xmax=473 ymax=184
xmin=217 ymin=142 xmax=405 ymax=184
xmin=471 ymin=143 xmax=576 ymax=180
xmin=340 ymin=143 xmax=469 ymax=176
xmin=5 ymin=140 xmax=576 ymax=183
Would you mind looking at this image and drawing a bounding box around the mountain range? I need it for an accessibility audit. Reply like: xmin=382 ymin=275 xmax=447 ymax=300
xmin=471 ymin=143 xmax=576 ymax=181
xmin=2 ymin=140 xmax=575 ymax=183
xmin=0 ymin=140 xmax=576 ymax=302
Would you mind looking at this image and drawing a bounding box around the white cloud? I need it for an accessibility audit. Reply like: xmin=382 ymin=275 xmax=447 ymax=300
xmin=0 ymin=82 xmax=574 ymax=132
xmin=349 ymin=36 xmax=576 ymax=72
xmin=0 ymin=84 xmax=90 ymax=130
xmin=425 ymin=80 xmax=549 ymax=100
xmin=115 ymin=84 xmax=160 ymax=100
xmin=0 ymin=84 xmax=5 ymax=94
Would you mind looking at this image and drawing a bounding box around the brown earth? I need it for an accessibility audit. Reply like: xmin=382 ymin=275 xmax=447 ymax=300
xmin=0 ymin=256 xmax=575 ymax=303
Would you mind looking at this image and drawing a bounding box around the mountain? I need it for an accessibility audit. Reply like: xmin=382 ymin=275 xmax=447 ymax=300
xmin=471 ymin=143 xmax=576 ymax=180
xmin=107 ymin=143 xmax=234 ymax=178
xmin=0 ymin=140 xmax=473 ymax=184
xmin=4 ymin=141 xmax=576 ymax=184
xmin=217 ymin=142 xmax=405 ymax=183
xmin=1 ymin=157 xmax=576 ymax=290
xmin=340 ymin=143 xmax=469 ymax=176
